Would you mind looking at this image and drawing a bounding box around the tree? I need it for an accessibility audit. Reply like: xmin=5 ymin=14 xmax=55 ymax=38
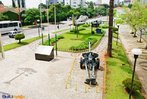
xmin=15 ymin=33 xmax=25 ymax=43
xmin=107 ymin=0 xmax=114 ymax=57
xmin=23 ymin=8 xmax=40 ymax=25
xmin=3 ymin=11 xmax=18 ymax=21
xmin=0 ymin=13 xmax=8 ymax=21
xmin=38 ymin=3 xmax=47 ymax=9
xmin=86 ymin=1 xmax=94 ymax=9
xmin=123 ymin=2 xmax=147 ymax=48
xmin=95 ymin=6 xmax=108 ymax=16
xmin=48 ymin=4 xmax=73 ymax=22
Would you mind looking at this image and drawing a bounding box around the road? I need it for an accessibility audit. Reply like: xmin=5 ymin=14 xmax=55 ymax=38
xmin=1 ymin=23 xmax=70 ymax=45
xmin=1 ymin=16 xmax=109 ymax=45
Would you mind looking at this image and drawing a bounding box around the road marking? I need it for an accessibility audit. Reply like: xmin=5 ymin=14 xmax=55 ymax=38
xmin=65 ymin=56 xmax=77 ymax=89
xmin=96 ymin=84 xmax=99 ymax=93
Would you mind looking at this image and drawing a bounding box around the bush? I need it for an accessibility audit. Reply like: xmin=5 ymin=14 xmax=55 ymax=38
xmin=44 ymin=35 xmax=64 ymax=45
xmin=122 ymin=78 xmax=142 ymax=93
xmin=57 ymin=35 xmax=64 ymax=39
xmin=70 ymin=38 xmax=97 ymax=51
xmin=15 ymin=33 xmax=25 ymax=43
xmin=128 ymin=4 xmax=132 ymax=8
xmin=91 ymin=31 xmax=95 ymax=34
xmin=78 ymin=27 xmax=86 ymax=31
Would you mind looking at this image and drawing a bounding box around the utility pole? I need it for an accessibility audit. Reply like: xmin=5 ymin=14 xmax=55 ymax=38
xmin=54 ymin=6 xmax=56 ymax=29
xmin=107 ymin=0 xmax=114 ymax=57
xmin=47 ymin=0 xmax=50 ymax=33
xmin=40 ymin=0 xmax=42 ymax=35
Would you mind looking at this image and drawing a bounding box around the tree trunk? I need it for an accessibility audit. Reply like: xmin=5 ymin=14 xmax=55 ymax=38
xmin=145 ymin=44 xmax=147 ymax=49
xmin=107 ymin=0 xmax=114 ymax=57
xmin=133 ymin=29 xmax=137 ymax=37
xmin=139 ymin=29 xmax=142 ymax=43
xmin=19 ymin=40 xmax=21 ymax=44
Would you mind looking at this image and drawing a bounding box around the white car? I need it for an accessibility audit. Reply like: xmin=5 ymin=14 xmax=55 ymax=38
xmin=8 ymin=31 xmax=19 ymax=38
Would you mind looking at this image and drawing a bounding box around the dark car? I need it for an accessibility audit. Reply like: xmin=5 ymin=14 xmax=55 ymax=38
xmin=8 ymin=31 xmax=18 ymax=38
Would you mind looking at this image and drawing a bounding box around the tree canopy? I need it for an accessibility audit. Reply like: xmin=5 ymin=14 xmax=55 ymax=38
xmin=23 ymin=8 xmax=40 ymax=25
xmin=121 ymin=2 xmax=147 ymax=36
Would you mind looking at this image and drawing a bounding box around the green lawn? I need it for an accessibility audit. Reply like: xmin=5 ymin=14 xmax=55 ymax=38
xmin=106 ymin=42 xmax=144 ymax=99
xmin=44 ymin=28 xmax=104 ymax=52
xmin=4 ymin=36 xmax=44 ymax=51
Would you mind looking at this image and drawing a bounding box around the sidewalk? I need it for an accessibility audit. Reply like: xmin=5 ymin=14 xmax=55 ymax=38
xmin=119 ymin=24 xmax=147 ymax=98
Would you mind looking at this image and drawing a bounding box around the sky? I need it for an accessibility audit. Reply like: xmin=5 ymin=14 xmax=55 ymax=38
xmin=0 ymin=0 xmax=109 ymax=8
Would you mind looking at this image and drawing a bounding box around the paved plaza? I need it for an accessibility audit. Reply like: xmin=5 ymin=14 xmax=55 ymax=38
xmin=0 ymin=30 xmax=108 ymax=99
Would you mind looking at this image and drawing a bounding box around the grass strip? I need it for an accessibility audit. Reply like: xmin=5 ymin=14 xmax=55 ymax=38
xmin=4 ymin=36 xmax=46 ymax=51
xmin=106 ymin=41 xmax=144 ymax=99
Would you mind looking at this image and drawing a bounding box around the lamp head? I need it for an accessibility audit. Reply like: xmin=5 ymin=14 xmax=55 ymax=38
xmin=131 ymin=48 xmax=142 ymax=56
xmin=37 ymin=20 xmax=40 ymax=22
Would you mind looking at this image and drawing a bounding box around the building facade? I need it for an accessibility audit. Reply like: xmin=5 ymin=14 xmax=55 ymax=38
xmin=46 ymin=0 xmax=65 ymax=5
xmin=64 ymin=0 xmax=86 ymax=8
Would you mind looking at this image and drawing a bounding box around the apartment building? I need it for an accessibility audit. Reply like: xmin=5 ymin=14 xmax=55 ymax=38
xmin=64 ymin=0 xmax=86 ymax=8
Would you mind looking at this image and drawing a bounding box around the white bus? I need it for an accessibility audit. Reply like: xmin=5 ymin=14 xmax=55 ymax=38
xmin=0 ymin=21 xmax=22 ymax=35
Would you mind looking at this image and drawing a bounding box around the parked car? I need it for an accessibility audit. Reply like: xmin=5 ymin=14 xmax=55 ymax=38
xmin=8 ymin=31 xmax=19 ymax=38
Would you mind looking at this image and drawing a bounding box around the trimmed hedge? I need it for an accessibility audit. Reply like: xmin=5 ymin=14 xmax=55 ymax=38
xmin=43 ymin=35 xmax=64 ymax=45
xmin=15 ymin=33 xmax=25 ymax=43
xmin=82 ymin=24 xmax=90 ymax=27
xmin=70 ymin=37 xmax=97 ymax=51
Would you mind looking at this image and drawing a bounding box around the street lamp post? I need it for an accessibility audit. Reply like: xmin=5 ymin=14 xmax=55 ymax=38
xmin=54 ymin=6 xmax=56 ymax=30
xmin=129 ymin=48 xmax=142 ymax=99
xmin=37 ymin=19 xmax=40 ymax=37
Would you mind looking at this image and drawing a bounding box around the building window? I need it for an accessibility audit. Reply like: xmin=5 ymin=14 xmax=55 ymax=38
xmin=73 ymin=2 xmax=76 ymax=4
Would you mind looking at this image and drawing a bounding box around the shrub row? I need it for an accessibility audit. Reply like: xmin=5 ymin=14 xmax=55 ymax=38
xmin=82 ymin=24 xmax=90 ymax=27
xmin=44 ymin=35 xmax=64 ymax=45
xmin=70 ymin=37 xmax=97 ymax=51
